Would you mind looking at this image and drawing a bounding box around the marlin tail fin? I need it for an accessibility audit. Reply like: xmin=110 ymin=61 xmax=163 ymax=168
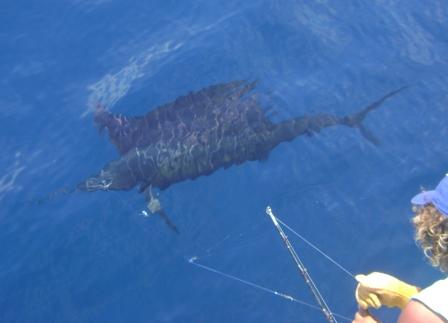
xmin=341 ymin=86 xmax=408 ymax=145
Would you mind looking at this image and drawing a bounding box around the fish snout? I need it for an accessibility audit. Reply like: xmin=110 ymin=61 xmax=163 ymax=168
xmin=77 ymin=172 xmax=113 ymax=192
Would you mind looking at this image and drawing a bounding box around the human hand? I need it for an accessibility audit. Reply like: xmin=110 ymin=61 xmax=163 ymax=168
xmin=352 ymin=308 xmax=381 ymax=323
xmin=355 ymin=272 xmax=419 ymax=309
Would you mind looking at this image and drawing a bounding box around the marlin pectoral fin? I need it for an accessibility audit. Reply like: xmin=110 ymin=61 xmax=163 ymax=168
xmin=158 ymin=210 xmax=180 ymax=234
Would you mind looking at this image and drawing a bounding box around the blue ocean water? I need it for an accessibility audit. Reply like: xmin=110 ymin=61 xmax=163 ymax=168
xmin=1 ymin=1 xmax=448 ymax=322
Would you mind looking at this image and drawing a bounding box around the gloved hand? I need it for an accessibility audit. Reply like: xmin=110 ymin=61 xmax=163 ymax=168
xmin=355 ymin=272 xmax=419 ymax=310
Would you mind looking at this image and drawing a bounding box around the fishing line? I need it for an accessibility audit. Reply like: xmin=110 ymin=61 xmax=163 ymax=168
xmin=195 ymin=221 xmax=268 ymax=260
xmin=275 ymin=217 xmax=355 ymax=280
xmin=204 ymin=234 xmax=232 ymax=255
xmin=187 ymin=257 xmax=352 ymax=322
xmin=193 ymin=232 xmax=249 ymax=262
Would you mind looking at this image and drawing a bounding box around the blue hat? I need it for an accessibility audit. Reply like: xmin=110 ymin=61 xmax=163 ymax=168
xmin=411 ymin=174 xmax=448 ymax=216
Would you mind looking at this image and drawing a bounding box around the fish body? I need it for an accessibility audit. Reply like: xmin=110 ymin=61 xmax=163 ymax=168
xmin=79 ymin=81 xmax=406 ymax=194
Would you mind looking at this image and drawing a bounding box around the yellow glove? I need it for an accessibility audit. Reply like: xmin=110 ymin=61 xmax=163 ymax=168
xmin=355 ymin=272 xmax=419 ymax=310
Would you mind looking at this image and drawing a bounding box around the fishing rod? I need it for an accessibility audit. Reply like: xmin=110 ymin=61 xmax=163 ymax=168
xmin=188 ymin=256 xmax=352 ymax=322
xmin=266 ymin=206 xmax=338 ymax=323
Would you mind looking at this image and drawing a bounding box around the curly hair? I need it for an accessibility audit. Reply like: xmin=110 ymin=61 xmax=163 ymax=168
xmin=412 ymin=204 xmax=448 ymax=273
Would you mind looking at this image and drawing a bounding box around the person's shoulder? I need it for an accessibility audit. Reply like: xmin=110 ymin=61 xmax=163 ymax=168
xmin=398 ymin=300 xmax=446 ymax=323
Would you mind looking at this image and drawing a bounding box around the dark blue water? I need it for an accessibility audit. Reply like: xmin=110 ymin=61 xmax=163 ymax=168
xmin=1 ymin=1 xmax=448 ymax=322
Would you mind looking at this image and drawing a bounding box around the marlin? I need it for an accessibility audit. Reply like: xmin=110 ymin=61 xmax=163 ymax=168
xmin=78 ymin=81 xmax=405 ymax=232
